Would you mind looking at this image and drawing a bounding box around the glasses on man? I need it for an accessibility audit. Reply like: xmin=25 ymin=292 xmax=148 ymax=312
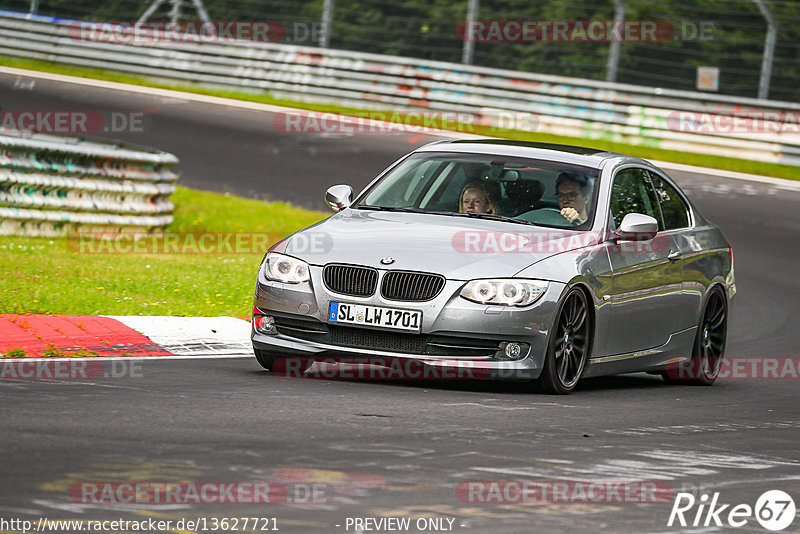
xmin=556 ymin=192 xmax=580 ymax=201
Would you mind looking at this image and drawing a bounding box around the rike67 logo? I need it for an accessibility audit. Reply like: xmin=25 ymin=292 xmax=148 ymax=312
xmin=668 ymin=490 xmax=795 ymax=531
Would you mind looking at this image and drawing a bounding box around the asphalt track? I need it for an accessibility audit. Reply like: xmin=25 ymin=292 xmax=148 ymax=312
xmin=1 ymin=71 xmax=800 ymax=533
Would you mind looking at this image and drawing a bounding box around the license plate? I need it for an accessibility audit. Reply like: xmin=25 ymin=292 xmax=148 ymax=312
xmin=328 ymin=302 xmax=422 ymax=333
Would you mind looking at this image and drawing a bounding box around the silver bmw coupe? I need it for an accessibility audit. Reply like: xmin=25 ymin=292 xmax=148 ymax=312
xmin=251 ymin=140 xmax=735 ymax=393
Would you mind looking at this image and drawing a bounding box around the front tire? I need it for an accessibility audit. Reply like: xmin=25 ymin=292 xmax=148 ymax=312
xmin=539 ymin=288 xmax=592 ymax=394
xmin=662 ymin=286 xmax=727 ymax=385
xmin=254 ymin=348 xmax=275 ymax=371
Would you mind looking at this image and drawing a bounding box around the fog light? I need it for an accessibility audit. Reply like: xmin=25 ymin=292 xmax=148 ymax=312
xmin=497 ymin=341 xmax=529 ymax=361
xmin=505 ymin=343 xmax=522 ymax=358
xmin=253 ymin=315 xmax=277 ymax=335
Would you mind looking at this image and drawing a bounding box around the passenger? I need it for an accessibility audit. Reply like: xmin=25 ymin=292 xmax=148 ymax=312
xmin=459 ymin=182 xmax=495 ymax=214
xmin=556 ymin=172 xmax=590 ymax=224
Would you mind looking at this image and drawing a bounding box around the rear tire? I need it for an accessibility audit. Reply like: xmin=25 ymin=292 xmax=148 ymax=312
xmin=662 ymin=286 xmax=727 ymax=385
xmin=254 ymin=348 xmax=274 ymax=371
xmin=539 ymin=288 xmax=592 ymax=394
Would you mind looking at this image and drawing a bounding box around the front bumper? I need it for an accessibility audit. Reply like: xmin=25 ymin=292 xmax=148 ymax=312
xmin=251 ymin=265 xmax=566 ymax=380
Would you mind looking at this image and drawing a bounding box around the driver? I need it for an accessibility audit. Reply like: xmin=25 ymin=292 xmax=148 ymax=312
xmin=459 ymin=182 xmax=496 ymax=214
xmin=556 ymin=172 xmax=590 ymax=225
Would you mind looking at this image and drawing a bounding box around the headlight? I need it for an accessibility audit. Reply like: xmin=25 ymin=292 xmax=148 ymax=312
xmin=263 ymin=252 xmax=310 ymax=284
xmin=460 ymin=279 xmax=548 ymax=306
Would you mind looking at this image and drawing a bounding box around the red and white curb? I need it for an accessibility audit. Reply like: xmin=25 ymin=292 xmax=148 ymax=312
xmin=0 ymin=315 xmax=253 ymax=359
xmin=108 ymin=315 xmax=252 ymax=356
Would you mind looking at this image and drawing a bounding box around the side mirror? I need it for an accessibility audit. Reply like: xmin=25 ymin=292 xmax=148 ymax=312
xmin=325 ymin=184 xmax=353 ymax=212
xmin=617 ymin=213 xmax=658 ymax=241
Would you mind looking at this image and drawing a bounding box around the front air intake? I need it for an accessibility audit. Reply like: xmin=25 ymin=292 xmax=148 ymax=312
xmin=381 ymin=271 xmax=445 ymax=301
xmin=322 ymin=264 xmax=378 ymax=297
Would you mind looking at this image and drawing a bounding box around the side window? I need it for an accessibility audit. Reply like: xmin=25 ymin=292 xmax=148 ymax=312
xmin=648 ymin=172 xmax=690 ymax=230
xmin=610 ymin=168 xmax=662 ymax=228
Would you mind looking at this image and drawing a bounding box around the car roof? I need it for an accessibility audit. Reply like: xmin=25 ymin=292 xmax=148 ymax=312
xmin=414 ymin=138 xmax=629 ymax=169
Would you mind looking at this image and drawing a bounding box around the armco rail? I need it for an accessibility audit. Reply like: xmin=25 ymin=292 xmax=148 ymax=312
xmin=1 ymin=11 xmax=799 ymax=166
xmin=0 ymin=131 xmax=178 ymax=236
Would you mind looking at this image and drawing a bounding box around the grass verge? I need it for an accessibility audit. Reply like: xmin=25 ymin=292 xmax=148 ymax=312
xmin=0 ymin=186 xmax=328 ymax=316
xmin=1 ymin=56 xmax=798 ymax=181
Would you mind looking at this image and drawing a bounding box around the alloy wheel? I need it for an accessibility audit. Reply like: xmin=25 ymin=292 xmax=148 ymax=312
xmin=554 ymin=290 xmax=589 ymax=389
xmin=699 ymin=288 xmax=726 ymax=380
xmin=540 ymin=288 xmax=591 ymax=394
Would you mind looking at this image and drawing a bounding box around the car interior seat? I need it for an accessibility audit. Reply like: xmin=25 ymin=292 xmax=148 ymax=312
xmin=503 ymin=179 xmax=544 ymax=216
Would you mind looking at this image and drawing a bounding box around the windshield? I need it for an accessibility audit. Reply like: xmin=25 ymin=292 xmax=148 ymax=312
xmin=356 ymin=152 xmax=600 ymax=228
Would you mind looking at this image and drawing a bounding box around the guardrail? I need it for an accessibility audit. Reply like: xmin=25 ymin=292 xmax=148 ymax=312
xmin=1 ymin=11 xmax=799 ymax=167
xmin=0 ymin=130 xmax=178 ymax=236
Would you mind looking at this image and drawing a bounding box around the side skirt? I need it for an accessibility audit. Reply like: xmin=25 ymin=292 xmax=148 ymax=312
xmin=582 ymin=327 xmax=697 ymax=378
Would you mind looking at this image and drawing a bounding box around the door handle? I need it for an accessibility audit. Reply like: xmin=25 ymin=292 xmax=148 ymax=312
xmin=667 ymin=249 xmax=682 ymax=262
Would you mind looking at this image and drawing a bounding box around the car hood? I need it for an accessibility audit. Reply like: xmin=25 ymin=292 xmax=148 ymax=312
xmin=282 ymin=209 xmax=598 ymax=280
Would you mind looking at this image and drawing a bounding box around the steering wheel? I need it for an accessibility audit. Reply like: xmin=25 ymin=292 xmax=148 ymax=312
xmin=517 ymin=207 xmax=572 ymax=226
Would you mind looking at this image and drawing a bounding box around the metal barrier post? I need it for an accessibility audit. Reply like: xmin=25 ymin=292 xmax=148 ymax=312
xmin=461 ymin=0 xmax=479 ymax=65
xmin=605 ymin=0 xmax=625 ymax=82
xmin=320 ymin=0 xmax=334 ymax=48
xmin=754 ymin=0 xmax=777 ymax=100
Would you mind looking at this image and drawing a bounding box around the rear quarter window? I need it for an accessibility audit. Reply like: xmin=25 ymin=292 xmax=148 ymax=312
xmin=648 ymin=172 xmax=691 ymax=230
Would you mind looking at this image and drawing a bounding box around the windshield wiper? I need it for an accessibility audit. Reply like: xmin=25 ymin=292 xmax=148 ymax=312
xmin=355 ymin=205 xmax=426 ymax=213
xmin=455 ymin=211 xmax=536 ymax=226
xmin=355 ymin=206 xmax=533 ymax=226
